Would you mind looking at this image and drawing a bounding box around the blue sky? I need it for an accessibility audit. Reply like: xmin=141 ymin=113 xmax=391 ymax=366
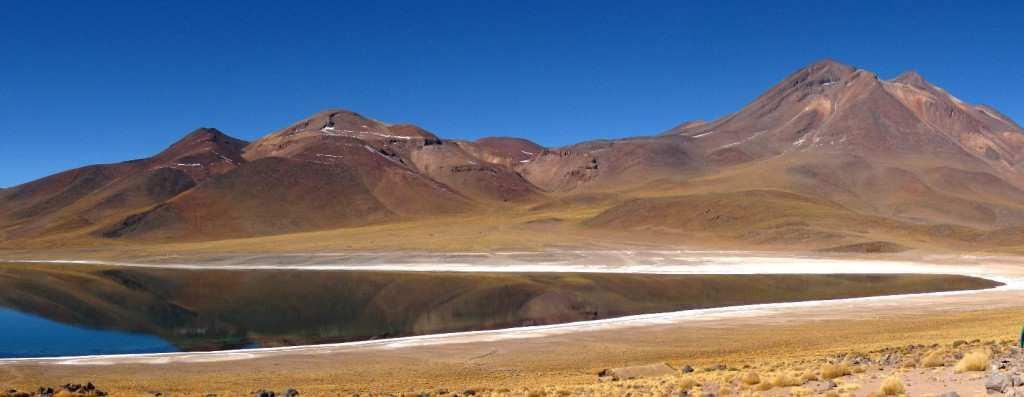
xmin=2 ymin=1 xmax=1022 ymax=187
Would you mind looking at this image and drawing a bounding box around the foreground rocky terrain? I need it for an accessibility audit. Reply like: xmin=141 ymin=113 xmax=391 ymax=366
xmin=4 ymin=339 xmax=1023 ymax=396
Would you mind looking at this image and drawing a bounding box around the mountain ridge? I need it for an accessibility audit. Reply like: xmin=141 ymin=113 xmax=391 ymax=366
xmin=5 ymin=59 xmax=1024 ymax=249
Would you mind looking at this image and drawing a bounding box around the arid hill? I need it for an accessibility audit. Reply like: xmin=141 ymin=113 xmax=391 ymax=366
xmin=4 ymin=59 xmax=1024 ymax=249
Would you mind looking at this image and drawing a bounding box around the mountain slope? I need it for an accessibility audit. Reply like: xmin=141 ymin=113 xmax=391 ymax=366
xmin=245 ymin=109 xmax=541 ymax=202
xmin=0 ymin=128 xmax=246 ymax=240
xmin=5 ymin=59 xmax=1024 ymax=248
xmin=651 ymin=60 xmax=1024 ymax=228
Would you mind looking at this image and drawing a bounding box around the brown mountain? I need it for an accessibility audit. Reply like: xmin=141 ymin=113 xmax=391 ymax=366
xmin=0 ymin=128 xmax=246 ymax=240
xmin=652 ymin=60 xmax=1024 ymax=228
xmin=4 ymin=59 xmax=1024 ymax=250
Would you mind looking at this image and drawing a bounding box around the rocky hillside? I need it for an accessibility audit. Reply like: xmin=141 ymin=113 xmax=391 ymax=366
xmin=4 ymin=60 xmax=1024 ymax=244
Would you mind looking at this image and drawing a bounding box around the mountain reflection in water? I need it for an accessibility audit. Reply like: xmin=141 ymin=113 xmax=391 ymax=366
xmin=0 ymin=263 xmax=1002 ymax=358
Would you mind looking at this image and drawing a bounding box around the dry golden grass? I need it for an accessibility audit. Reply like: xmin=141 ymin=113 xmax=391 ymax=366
xmin=771 ymin=372 xmax=803 ymax=387
xmin=676 ymin=377 xmax=698 ymax=390
xmin=954 ymin=349 xmax=991 ymax=373
xmin=820 ymin=363 xmax=852 ymax=379
xmin=836 ymin=380 xmax=862 ymax=394
xmin=754 ymin=381 xmax=774 ymax=392
xmin=740 ymin=371 xmax=761 ymax=385
xmin=879 ymin=375 xmax=905 ymax=396
xmin=920 ymin=349 xmax=946 ymax=367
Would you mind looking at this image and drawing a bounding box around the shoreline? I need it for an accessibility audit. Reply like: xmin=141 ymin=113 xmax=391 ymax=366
xmin=0 ymin=251 xmax=1018 ymax=365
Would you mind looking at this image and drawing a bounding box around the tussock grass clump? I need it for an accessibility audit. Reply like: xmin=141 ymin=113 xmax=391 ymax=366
xmin=954 ymin=349 xmax=991 ymax=373
xmin=879 ymin=375 xmax=905 ymax=396
xmin=740 ymin=370 xmax=761 ymax=385
xmin=676 ymin=376 xmax=698 ymax=390
xmin=920 ymin=349 xmax=946 ymax=367
xmin=772 ymin=372 xmax=803 ymax=387
xmin=820 ymin=363 xmax=851 ymax=379
xmin=837 ymin=381 xmax=861 ymax=394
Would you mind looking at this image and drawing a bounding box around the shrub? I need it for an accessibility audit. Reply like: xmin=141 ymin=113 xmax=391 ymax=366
xmin=772 ymin=372 xmax=803 ymax=387
xmin=820 ymin=363 xmax=851 ymax=379
xmin=676 ymin=377 xmax=698 ymax=391
xmin=755 ymin=381 xmax=774 ymax=391
xmin=879 ymin=375 xmax=905 ymax=396
xmin=920 ymin=350 xmax=946 ymax=367
xmin=740 ymin=371 xmax=761 ymax=385
xmin=954 ymin=349 xmax=991 ymax=373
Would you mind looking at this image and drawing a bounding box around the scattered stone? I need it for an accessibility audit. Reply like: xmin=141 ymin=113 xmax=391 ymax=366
xmin=1 ymin=383 xmax=108 ymax=397
xmin=704 ymin=364 xmax=727 ymax=372
xmin=598 ymin=362 xmax=677 ymax=380
xmin=680 ymin=365 xmax=695 ymax=373
xmin=986 ymin=372 xmax=1011 ymax=393
xmin=284 ymin=389 xmax=300 ymax=397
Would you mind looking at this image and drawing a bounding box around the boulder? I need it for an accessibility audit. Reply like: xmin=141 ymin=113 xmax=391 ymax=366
xmin=986 ymin=372 xmax=1011 ymax=393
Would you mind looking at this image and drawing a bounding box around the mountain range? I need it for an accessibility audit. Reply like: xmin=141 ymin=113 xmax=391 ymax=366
xmin=5 ymin=59 xmax=1024 ymax=252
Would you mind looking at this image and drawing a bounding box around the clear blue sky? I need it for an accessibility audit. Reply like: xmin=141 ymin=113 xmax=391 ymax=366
xmin=2 ymin=1 xmax=1022 ymax=187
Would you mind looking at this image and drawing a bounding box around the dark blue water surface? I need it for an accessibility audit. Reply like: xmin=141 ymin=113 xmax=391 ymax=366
xmin=0 ymin=307 xmax=177 ymax=358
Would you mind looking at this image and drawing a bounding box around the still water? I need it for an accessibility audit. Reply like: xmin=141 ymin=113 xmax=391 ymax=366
xmin=0 ymin=307 xmax=177 ymax=358
xmin=0 ymin=266 xmax=1000 ymax=358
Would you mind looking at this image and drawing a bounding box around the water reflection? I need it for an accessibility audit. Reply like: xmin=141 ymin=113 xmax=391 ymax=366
xmin=0 ymin=265 xmax=1001 ymax=358
xmin=0 ymin=307 xmax=176 ymax=358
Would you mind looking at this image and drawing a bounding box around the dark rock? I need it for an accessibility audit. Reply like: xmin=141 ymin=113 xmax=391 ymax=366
xmin=681 ymin=365 xmax=695 ymax=373
xmin=986 ymin=372 xmax=1011 ymax=393
xmin=284 ymin=389 xmax=300 ymax=397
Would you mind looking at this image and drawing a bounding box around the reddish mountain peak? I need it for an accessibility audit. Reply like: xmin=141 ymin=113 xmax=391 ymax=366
xmin=245 ymin=108 xmax=442 ymax=161
xmin=805 ymin=58 xmax=856 ymax=73
xmin=893 ymin=70 xmax=928 ymax=87
xmin=154 ymin=128 xmax=247 ymax=160
xmin=794 ymin=59 xmax=858 ymax=82
xmin=148 ymin=128 xmax=248 ymax=181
